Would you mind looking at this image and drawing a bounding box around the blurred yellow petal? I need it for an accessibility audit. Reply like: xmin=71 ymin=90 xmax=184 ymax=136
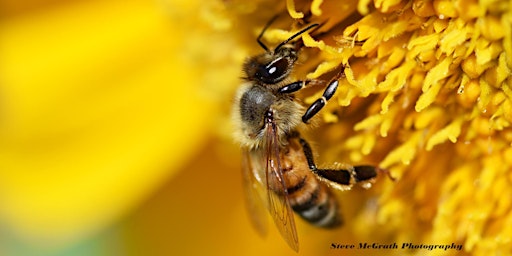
xmin=0 ymin=0 xmax=215 ymax=251
xmin=2 ymin=0 xmax=512 ymax=255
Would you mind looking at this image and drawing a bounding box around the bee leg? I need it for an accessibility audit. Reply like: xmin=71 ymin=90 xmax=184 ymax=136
xmin=299 ymin=137 xmax=391 ymax=185
xmin=297 ymin=137 xmax=319 ymax=172
xmin=301 ymin=66 xmax=346 ymax=123
xmin=277 ymin=80 xmax=309 ymax=94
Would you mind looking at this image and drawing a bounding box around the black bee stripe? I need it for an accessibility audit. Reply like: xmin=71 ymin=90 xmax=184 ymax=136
xmin=291 ymin=182 xmax=320 ymax=212
xmin=301 ymin=200 xmax=331 ymax=223
xmin=310 ymin=198 xmax=342 ymax=228
xmin=292 ymin=188 xmax=341 ymax=227
xmin=286 ymin=176 xmax=307 ymax=195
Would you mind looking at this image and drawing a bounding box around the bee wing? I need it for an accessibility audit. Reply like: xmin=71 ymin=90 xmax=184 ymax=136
xmin=264 ymin=122 xmax=299 ymax=252
xmin=241 ymin=149 xmax=269 ymax=236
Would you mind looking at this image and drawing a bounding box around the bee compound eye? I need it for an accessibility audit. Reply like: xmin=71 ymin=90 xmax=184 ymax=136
xmin=257 ymin=57 xmax=289 ymax=84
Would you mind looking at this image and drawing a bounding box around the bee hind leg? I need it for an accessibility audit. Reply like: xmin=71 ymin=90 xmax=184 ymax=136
xmin=298 ymin=137 xmax=393 ymax=186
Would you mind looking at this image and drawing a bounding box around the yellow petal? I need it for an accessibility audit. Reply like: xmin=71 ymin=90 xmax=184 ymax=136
xmin=0 ymin=0 xmax=215 ymax=249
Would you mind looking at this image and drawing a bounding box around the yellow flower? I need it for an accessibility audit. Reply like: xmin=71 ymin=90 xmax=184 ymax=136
xmin=219 ymin=0 xmax=511 ymax=255
xmin=0 ymin=0 xmax=218 ymax=254
xmin=1 ymin=0 xmax=510 ymax=255
xmin=262 ymin=0 xmax=511 ymax=255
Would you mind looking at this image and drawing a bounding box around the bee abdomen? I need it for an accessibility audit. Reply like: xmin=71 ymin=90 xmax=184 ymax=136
xmin=288 ymin=174 xmax=342 ymax=228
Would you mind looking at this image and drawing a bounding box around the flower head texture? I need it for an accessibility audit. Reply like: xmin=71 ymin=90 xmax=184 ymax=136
xmin=220 ymin=0 xmax=512 ymax=255
xmin=1 ymin=0 xmax=510 ymax=255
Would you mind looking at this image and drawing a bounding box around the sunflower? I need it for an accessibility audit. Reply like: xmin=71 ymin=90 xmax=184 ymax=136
xmin=221 ymin=0 xmax=512 ymax=255
xmin=0 ymin=0 xmax=510 ymax=255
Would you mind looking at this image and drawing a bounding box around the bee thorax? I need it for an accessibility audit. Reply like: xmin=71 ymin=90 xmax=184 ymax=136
xmin=235 ymin=83 xmax=303 ymax=148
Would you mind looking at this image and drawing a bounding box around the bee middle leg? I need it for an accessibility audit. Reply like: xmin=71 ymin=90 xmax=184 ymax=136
xmin=298 ymin=136 xmax=386 ymax=186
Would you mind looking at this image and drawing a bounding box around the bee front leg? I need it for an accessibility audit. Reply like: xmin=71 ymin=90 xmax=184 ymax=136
xmin=277 ymin=80 xmax=309 ymax=94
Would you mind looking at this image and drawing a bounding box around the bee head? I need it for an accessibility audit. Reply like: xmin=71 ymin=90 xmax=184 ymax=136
xmin=243 ymin=46 xmax=297 ymax=85
xmin=243 ymin=22 xmax=319 ymax=86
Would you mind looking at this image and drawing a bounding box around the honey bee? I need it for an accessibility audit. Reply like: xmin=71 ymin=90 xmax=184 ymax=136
xmin=232 ymin=18 xmax=392 ymax=252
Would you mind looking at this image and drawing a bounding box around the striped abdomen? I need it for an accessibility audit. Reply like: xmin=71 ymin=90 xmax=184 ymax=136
xmin=280 ymin=137 xmax=342 ymax=227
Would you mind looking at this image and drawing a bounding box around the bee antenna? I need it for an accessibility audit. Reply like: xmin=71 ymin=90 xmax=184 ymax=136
xmin=257 ymin=15 xmax=280 ymax=52
xmin=292 ymin=20 xmax=327 ymax=51
xmin=274 ymin=23 xmax=319 ymax=52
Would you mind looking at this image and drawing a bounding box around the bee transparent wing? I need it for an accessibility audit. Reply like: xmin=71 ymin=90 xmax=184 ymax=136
xmin=241 ymin=149 xmax=269 ymax=236
xmin=265 ymin=122 xmax=299 ymax=252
